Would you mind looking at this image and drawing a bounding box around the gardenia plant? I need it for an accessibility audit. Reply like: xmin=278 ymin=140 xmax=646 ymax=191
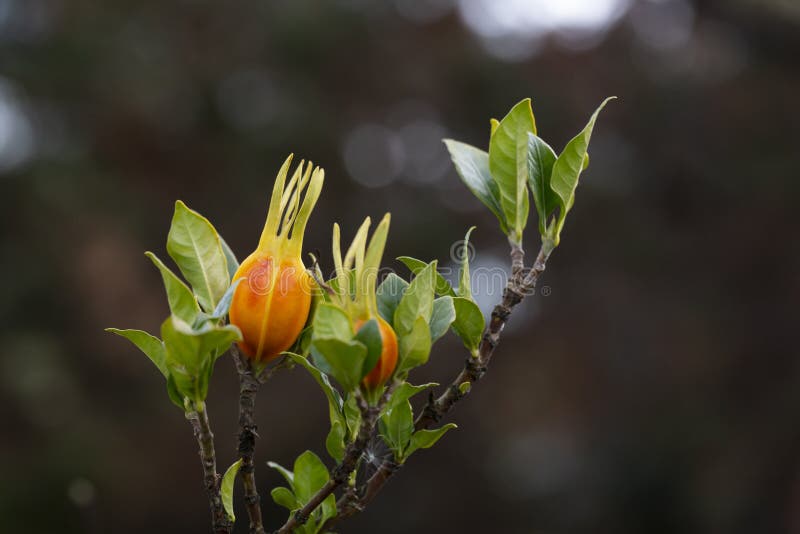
xmin=107 ymin=96 xmax=614 ymax=533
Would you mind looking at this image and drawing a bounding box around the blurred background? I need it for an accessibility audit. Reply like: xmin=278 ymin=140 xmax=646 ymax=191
xmin=1 ymin=0 xmax=799 ymax=532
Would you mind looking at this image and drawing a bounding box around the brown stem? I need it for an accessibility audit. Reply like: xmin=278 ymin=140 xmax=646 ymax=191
xmin=232 ymin=346 xmax=266 ymax=534
xmin=187 ymin=405 xmax=233 ymax=534
xmin=330 ymin=241 xmax=553 ymax=525
xmin=275 ymin=385 xmax=396 ymax=533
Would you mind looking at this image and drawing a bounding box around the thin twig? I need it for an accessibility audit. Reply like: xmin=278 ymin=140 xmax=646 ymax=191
xmin=274 ymin=384 xmax=397 ymax=533
xmin=232 ymin=346 xmax=267 ymax=534
xmin=329 ymin=240 xmax=553 ymax=525
xmin=187 ymin=405 xmax=233 ymax=534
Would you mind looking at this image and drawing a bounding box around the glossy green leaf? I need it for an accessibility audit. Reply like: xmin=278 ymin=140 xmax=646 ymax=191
xmin=549 ymin=97 xmax=615 ymax=243
xmin=271 ymin=486 xmax=298 ymax=511
xmin=397 ymin=256 xmax=455 ymax=297
xmin=293 ymin=450 xmax=330 ymax=504
xmin=353 ymin=319 xmax=383 ymax=379
xmin=311 ymin=338 xmax=367 ymax=391
xmin=443 ymin=139 xmax=508 ymax=234
xmin=145 ymin=252 xmax=200 ymax=324
xmin=106 ymin=328 xmax=167 ymax=377
xmin=376 ymin=273 xmax=409 ymax=326
xmin=489 ymin=99 xmax=536 ymax=242
xmin=325 ymin=419 xmax=346 ymax=462
xmin=396 ymin=316 xmax=432 ymax=374
xmin=221 ymin=459 xmax=242 ymax=522
xmin=394 ymin=261 xmax=436 ymax=337
xmin=405 ymin=423 xmax=457 ymax=459
xmin=451 ymin=297 xmax=484 ymax=356
xmin=457 ymin=227 xmax=475 ymax=299
xmin=526 ymin=133 xmax=559 ymax=235
xmin=167 ymin=200 xmax=230 ymax=312
xmin=219 ymin=235 xmax=239 ymax=281
xmin=379 ymin=399 xmax=413 ymax=457
xmin=429 ymin=296 xmax=455 ymax=342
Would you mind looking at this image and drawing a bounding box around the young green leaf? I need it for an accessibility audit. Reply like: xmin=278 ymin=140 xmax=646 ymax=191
xmin=548 ymin=97 xmax=616 ymax=244
xmin=105 ymin=328 xmax=167 ymax=377
xmin=376 ymin=273 xmax=408 ymax=326
xmin=451 ymin=297 xmax=485 ymax=356
xmin=382 ymin=382 xmax=438 ymax=416
xmin=405 ymin=423 xmax=457 ymax=459
xmin=379 ymin=399 xmax=414 ymax=457
xmin=271 ymin=486 xmax=298 ymax=511
xmin=292 ymin=451 xmax=330 ymax=504
xmin=210 ymin=277 xmax=243 ymax=320
xmin=221 ymin=459 xmax=242 ymax=522
xmin=145 ymin=252 xmax=200 ymax=324
xmin=457 ymin=227 xmax=476 ymax=299
xmin=397 ymin=256 xmax=455 ymax=297
xmin=442 ymin=140 xmax=508 ymax=234
xmin=488 ymin=99 xmax=536 ymax=242
xmin=325 ymin=420 xmax=346 ymax=462
xmin=396 ymin=316 xmax=432 ymax=374
xmin=526 ymin=133 xmax=558 ymax=236
xmin=394 ymin=261 xmax=437 ymax=336
xmin=167 ymin=200 xmax=230 ymax=312
xmin=429 ymin=296 xmax=456 ymax=342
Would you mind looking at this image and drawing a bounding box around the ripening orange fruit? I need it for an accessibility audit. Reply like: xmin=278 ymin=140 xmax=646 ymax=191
xmin=330 ymin=214 xmax=398 ymax=390
xmin=229 ymin=155 xmax=324 ymax=363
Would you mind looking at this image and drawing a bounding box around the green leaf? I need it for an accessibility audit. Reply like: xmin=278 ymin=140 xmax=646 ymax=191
xmin=167 ymin=200 xmax=230 ymax=312
xmin=376 ymin=273 xmax=408 ymax=326
xmin=210 ymin=277 xmax=243 ymax=319
xmin=166 ymin=373 xmax=185 ymax=409
xmin=488 ymin=98 xmax=536 ymax=242
xmin=396 ymin=316 xmax=432 ymax=374
xmin=161 ymin=317 xmax=241 ymax=402
xmin=405 ymin=423 xmax=457 ymax=459
xmin=319 ymin=493 xmax=337 ymax=530
xmin=311 ymin=338 xmax=367 ymax=391
xmin=397 ymin=256 xmax=455 ymax=297
xmin=145 ymin=252 xmax=200 ymax=324
xmin=379 ymin=399 xmax=413 ymax=457
xmin=429 ymin=296 xmax=455 ymax=342
xmin=221 ymin=459 xmax=242 ymax=522
xmin=267 ymin=461 xmax=295 ymax=489
xmin=325 ymin=419 xmax=346 ymax=462
xmin=312 ymin=302 xmax=354 ymax=341
xmin=526 ymin=133 xmax=559 ymax=236
xmin=443 ymin=140 xmax=508 ymax=234
xmin=382 ymin=381 xmax=437 ymax=416
xmin=549 ymin=97 xmax=615 ymax=243
xmin=343 ymin=394 xmax=361 ymax=441
xmin=293 ymin=451 xmax=330 ymax=504
xmin=285 ymin=353 xmax=344 ymax=422
xmin=451 ymin=297 xmax=484 ymax=355
xmin=394 ymin=261 xmax=437 ymax=337
xmin=353 ymin=319 xmax=383 ymax=379
xmin=457 ymin=227 xmax=476 ymax=299
xmin=271 ymin=486 xmax=298 ymax=511
xmin=219 ymin=235 xmax=239 ymax=282
xmin=106 ymin=328 xmax=167 ymax=377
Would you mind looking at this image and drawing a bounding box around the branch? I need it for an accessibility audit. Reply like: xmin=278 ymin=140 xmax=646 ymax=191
xmin=331 ymin=240 xmax=553 ymax=524
xmin=187 ymin=404 xmax=233 ymax=534
xmin=275 ymin=385 xmax=396 ymax=533
xmin=232 ymin=346 xmax=267 ymax=534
